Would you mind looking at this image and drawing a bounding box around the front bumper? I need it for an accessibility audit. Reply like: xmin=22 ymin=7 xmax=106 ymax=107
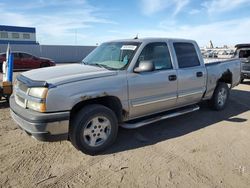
xmin=10 ymin=95 xmax=70 ymax=141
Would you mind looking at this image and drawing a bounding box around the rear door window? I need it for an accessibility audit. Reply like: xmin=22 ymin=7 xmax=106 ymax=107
xmin=173 ymin=42 xmax=200 ymax=68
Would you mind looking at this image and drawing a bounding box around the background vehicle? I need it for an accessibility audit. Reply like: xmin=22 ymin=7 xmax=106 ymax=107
xmin=203 ymin=50 xmax=218 ymax=58
xmin=10 ymin=38 xmax=241 ymax=155
xmin=234 ymin=44 xmax=250 ymax=82
xmin=217 ymin=50 xmax=234 ymax=59
xmin=0 ymin=51 xmax=55 ymax=72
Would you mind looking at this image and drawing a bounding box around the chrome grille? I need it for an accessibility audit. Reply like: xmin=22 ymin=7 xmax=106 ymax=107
xmin=14 ymin=80 xmax=29 ymax=108
xmin=242 ymin=65 xmax=250 ymax=71
xmin=15 ymin=94 xmax=26 ymax=108
xmin=16 ymin=80 xmax=28 ymax=93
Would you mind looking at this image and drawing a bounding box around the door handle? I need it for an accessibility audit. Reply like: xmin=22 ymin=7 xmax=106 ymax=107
xmin=196 ymin=72 xmax=203 ymax=77
xmin=169 ymin=75 xmax=177 ymax=81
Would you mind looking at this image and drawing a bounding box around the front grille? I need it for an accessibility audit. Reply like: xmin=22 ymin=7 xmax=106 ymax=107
xmin=15 ymin=94 xmax=26 ymax=108
xmin=16 ymin=80 xmax=28 ymax=93
xmin=242 ymin=65 xmax=250 ymax=71
xmin=14 ymin=80 xmax=29 ymax=108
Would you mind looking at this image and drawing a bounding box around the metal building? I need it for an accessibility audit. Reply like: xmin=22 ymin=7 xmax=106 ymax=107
xmin=0 ymin=25 xmax=96 ymax=63
xmin=0 ymin=44 xmax=96 ymax=63
xmin=0 ymin=25 xmax=38 ymax=45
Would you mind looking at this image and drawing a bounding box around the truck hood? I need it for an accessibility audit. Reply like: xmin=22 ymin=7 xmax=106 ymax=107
xmin=21 ymin=64 xmax=118 ymax=86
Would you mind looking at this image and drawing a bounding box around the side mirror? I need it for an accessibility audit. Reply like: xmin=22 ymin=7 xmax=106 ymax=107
xmin=134 ymin=60 xmax=155 ymax=73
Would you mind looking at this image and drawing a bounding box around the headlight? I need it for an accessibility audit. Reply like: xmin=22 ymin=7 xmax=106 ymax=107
xmin=29 ymin=87 xmax=48 ymax=98
xmin=27 ymin=100 xmax=46 ymax=112
xmin=27 ymin=87 xmax=48 ymax=112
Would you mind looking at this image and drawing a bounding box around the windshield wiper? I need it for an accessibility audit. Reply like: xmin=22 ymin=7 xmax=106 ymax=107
xmin=87 ymin=63 xmax=116 ymax=70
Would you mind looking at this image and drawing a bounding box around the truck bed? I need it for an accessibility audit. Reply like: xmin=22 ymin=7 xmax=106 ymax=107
xmin=203 ymin=58 xmax=241 ymax=100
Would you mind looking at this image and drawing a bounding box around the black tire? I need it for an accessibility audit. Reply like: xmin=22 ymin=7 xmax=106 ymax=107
xmin=40 ymin=62 xmax=50 ymax=68
xmin=240 ymin=78 xmax=244 ymax=83
xmin=69 ymin=104 xmax=118 ymax=155
xmin=209 ymin=82 xmax=229 ymax=111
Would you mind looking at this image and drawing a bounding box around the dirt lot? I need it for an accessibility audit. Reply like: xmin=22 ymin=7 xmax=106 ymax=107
xmin=0 ymin=72 xmax=250 ymax=188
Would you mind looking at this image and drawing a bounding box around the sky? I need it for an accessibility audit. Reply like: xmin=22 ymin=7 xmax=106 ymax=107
xmin=1 ymin=0 xmax=250 ymax=46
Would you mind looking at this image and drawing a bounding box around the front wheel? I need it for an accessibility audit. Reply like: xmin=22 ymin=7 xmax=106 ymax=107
xmin=209 ymin=82 xmax=229 ymax=111
xmin=69 ymin=104 xmax=118 ymax=155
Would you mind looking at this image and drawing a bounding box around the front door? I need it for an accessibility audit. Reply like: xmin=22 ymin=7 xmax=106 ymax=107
xmin=128 ymin=42 xmax=178 ymax=119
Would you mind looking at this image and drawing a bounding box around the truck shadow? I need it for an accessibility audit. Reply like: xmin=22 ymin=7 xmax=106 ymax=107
xmin=104 ymin=89 xmax=250 ymax=155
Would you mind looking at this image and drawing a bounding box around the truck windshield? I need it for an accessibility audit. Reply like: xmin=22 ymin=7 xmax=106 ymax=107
xmin=82 ymin=42 xmax=140 ymax=70
xmin=239 ymin=49 xmax=250 ymax=58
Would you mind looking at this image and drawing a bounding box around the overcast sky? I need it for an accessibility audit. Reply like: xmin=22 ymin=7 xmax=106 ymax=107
xmin=1 ymin=0 xmax=250 ymax=46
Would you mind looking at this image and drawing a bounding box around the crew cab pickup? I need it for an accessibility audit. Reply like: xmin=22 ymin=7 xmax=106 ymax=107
xmin=10 ymin=38 xmax=241 ymax=155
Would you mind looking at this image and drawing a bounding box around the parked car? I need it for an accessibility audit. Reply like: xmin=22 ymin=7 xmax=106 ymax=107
xmin=234 ymin=44 xmax=250 ymax=82
xmin=203 ymin=50 xmax=218 ymax=58
xmin=10 ymin=38 xmax=241 ymax=155
xmin=217 ymin=50 xmax=234 ymax=59
xmin=0 ymin=51 xmax=55 ymax=72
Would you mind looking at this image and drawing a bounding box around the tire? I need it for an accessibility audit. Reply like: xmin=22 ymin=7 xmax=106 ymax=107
xmin=209 ymin=82 xmax=229 ymax=111
xmin=240 ymin=78 xmax=244 ymax=83
xmin=69 ymin=104 xmax=118 ymax=155
xmin=40 ymin=62 xmax=50 ymax=68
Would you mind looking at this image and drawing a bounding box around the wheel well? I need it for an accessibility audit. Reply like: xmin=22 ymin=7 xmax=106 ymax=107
xmin=218 ymin=70 xmax=232 ymax=85
xmin=70 ymin=96 xmax=124 ymax=123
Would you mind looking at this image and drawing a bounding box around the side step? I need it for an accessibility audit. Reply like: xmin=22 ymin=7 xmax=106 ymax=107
xmin=121 ymin=105 xmax=200 ymax=129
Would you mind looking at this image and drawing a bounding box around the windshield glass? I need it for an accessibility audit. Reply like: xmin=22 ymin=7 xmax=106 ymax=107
xmin=82 ymin=42 xmax=140 ymax=70
xmin=239 ymin=49 xmax=250 ymax=58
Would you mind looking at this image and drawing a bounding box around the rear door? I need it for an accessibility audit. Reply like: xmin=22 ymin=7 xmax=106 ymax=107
xmin=128 ymin=42 xmax=177 ymax=119
xmin=173 ymin=42 xmax=206 ymax=107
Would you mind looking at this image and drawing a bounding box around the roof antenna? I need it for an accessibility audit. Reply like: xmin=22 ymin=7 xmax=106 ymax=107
xmin=134 ymin=33 xmax=139 ymax=39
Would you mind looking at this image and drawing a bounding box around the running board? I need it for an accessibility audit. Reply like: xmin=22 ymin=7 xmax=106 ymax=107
xmin=121 ymin=105 xmax=200 ymax=129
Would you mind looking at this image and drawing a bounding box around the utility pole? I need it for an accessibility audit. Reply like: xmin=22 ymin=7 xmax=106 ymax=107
xmin=75 ymin=29 xmax=78 ymax=45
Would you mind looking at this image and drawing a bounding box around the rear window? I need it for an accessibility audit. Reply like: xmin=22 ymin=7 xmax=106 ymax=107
xmin=173 ymin=42 xmax=200 ymax=68
xmin=239 ymin=50 xmax=250 ymax=58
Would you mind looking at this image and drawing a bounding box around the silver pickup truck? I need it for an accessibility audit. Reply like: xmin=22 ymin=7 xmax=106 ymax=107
xmin=10 ymin=38 xmax=241 ymax=155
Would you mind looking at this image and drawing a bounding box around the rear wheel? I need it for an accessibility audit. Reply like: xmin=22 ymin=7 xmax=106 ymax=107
xmin=209 ymin=82 xmax=229 ymax=111
xmin=69 ymin=104 xmax=118 ymax=155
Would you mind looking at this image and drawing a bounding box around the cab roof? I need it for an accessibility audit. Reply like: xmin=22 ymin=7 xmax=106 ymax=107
xmin=106 ymin=37 xmax=196 ymax=44
xmin=235 ymin=44 xmax=250 ymax=49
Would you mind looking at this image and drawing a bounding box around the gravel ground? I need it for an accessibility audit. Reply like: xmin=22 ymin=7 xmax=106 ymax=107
xmin=0 ymin=72 xmax=250 ymax=188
